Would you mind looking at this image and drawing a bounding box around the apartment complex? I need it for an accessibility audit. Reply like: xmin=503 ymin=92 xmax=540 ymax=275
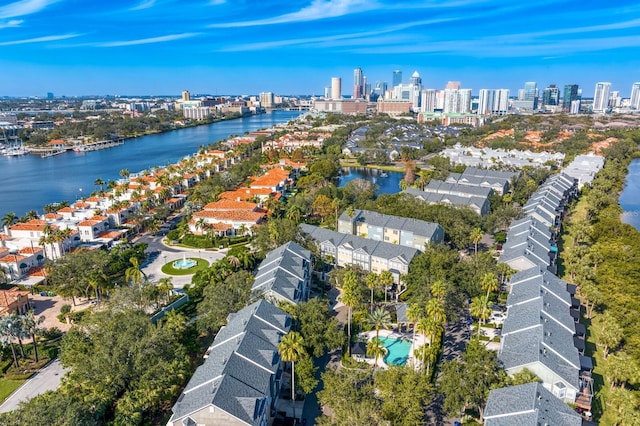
xmin=337 ymin=209 xmax=443 ymax=250
xmin=300 ymin=224 xmax=419 ymax=283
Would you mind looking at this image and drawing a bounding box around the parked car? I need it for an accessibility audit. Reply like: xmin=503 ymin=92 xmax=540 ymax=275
xmin=489 ymin=312 xmax=506 ymax=325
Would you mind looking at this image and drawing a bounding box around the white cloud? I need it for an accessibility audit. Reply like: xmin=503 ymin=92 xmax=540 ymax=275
xmin=0 ymin=0 xmax=60 ymax=19
xmin=99 ymin=32 xmax=200 ymax=47
xmin=0 ymin=33 xmax=79 ymax=46
xmin=131 ymin=0 xmax=156 ymax=11
xmin=209 ymin=0 xmax=226 ymax=4
xmin=0 ymin=19 xmax=23 ymax=28
xmin=210 ymin=0 xmax=380 ymax=28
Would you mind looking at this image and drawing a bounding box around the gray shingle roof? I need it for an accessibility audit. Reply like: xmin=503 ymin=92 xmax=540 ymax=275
xmin=404 ymin=188 xmax=489 ymax=215
xmin=484 ymin=382 xmax=581 ymax=426
xmin=337 ymin=209 xmax=443 ymax=243
xmin=170 ymin=300 xmax=290 ymax=425
xmin=300 ymin=224 xmax=419 ymax=265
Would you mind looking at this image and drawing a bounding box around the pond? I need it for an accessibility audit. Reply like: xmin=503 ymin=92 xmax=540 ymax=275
xmin=337 ymin=167 xmax=404 ymax=195
xmin=620 ymin=158 xmax=640 ymax=230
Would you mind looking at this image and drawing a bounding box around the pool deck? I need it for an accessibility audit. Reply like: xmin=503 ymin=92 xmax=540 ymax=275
xmin=357 ymin=329 xmax=428 ymax=370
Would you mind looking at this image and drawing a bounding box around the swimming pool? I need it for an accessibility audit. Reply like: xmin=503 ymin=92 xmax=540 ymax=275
xmin=377 ymin=336 xmax=412 ymax=366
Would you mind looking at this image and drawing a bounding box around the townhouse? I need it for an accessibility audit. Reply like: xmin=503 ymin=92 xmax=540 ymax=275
xmin=251 ymin=242 xmax=312 ymax=305
xmin=190 ymin=200 xmax=267 ymax=236
xmin=498 ymin=267 xmax=592 ymax=408
xmin=445 ymin=167 xmax=519 ymax=196
xmin=404 ymin=187 xmax=491 ymax=216
xmin=337 ymin=209 xmax=444 ymax=250
xmin=563 ymin=154 xmax=605 ymax=189
xmin=484 ymin=382 xmax=581 ymax=426
xmin=300 ymin=224 xmax=419 ymax=284
xmin=167 ymin=300 xmax=291 ymax=426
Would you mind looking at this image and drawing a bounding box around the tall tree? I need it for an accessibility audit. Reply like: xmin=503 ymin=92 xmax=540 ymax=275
xmin=379 ymin=270 xmax=394 ymax=303
xmin=470 ymin=295 xmax=491 ymax=337
xmin=367 ymin=307 xmax=392 ymax=342
xmin=340 ymin=270 xmax=360 ymax=355
xmin=480 ymin=272 xmax=499 ymax=301
xmin=595 ymin=312 xmax=623 ymax=359
xmin=469 ymin=227 xmax=483 ymax=258
xmin=365 ymin=272 xmax=379 ymax=311
xmin=406 ymin=304 xmax=423 ymax=343
xmin=22 ymin=311 xmax=45 ymax=362
xmin=366 ymin=337 xmax=386 ymax=367
xmin=278 ymin=331 xmax=306 ymax=421
xmin=125 ymin=256 xmax=146 ymax=286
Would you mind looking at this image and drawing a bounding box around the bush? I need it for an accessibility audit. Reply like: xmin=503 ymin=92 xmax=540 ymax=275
xmin=41 ymin=327 xmax=63 ymax=340
xmin=181 ymin=234 xmax=214 ymax=248
xmin=166 ymin=229 xmax=180 ymax=241
xmin=60 ymin=304 xmax=71 ymax=315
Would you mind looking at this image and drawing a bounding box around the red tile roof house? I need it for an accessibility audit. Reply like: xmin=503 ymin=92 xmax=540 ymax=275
xmin=77 ymin=216 xmax=110 ymax=242
xmin=0 ymin=246 xmax=44 ymax=281
xmin=190 ymin=200 xmax=266 ymax=236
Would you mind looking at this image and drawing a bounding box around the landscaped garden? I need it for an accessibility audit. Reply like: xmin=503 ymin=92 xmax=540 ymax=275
xmin=160 ymin=257 xmax=209 ymax=276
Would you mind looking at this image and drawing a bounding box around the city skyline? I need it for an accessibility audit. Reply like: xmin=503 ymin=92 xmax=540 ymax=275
xmin=1 ymin=0 xmax=640 ymax=97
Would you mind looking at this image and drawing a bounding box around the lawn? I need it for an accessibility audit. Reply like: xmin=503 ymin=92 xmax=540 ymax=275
xmin=161 ymin=257 xmax=209 ymax=276
xmin=0 ymin=379 xmax=24 ymax=403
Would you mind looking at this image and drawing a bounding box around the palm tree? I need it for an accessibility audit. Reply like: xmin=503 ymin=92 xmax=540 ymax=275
xmin=426 ymin=298 xmax=446 ymax=325
xmin=470 ymin=227 xmax=483 ymax=257
xmin=2 ymin=212 xmax=18 ymax=228
xmin=470 ymin=295 xmax=491 ymax=337
xmin=340 ymin=270 xmax=360 ymax=355
xmin=278 ymin=331 xmax=305 ymax=421
xmin=125 ymin=256 xmax=146 ymax=286
xmin=157 ymin=277 xmax=174 ymax=303
xmin=367 ymin=307 xmax=392 ymax=342
xmin=379 ymin=270 xmax=394 ymax=303
xmin=119 ymin=168 xmax=130 ymax=180
xmin=415 ymin=316 xmax=442 ymax=375
xmin=366 ymin=337 xmax=386 ymax=367
xmin=480 ymin=272 xmax=499 ymax=301
xmin=365 ymin=272 xmax=379 ymax=311
xmin=496 ymin=262 xmax=515 ymax=292
xmin=430 ymin=280 xmax=447 ymax=302
xmin=94 ymin=178 xmax=105 ymax=193
xmin=0 ymin=316 xmax=20 ymax=367
xmin=406 ymin=304 xmax=423 ymax=343
xmin=23 ymin=311 xmax=45 ymax=362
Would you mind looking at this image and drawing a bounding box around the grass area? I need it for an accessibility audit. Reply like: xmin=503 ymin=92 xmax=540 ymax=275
xmin=161 ymin=257 xmax=209 ymax=276
xmin=0 ymin=379 xmax=24 ymax=403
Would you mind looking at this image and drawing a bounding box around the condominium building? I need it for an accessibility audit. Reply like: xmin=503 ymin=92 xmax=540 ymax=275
xmin=630 ymin=82 xmax=640 ymax=110
xmin=592 ymin=82 xmax=611 ymax=112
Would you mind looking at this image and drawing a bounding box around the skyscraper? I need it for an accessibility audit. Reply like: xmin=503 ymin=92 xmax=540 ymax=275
xmin=593 ymin=82 xmax=611 ymax=112
xmin=563 ymin=84 xmax=579 ymax=112
xmin=409 ymin=71 xmax=422 ymax=86
xmin=181 ymin=90 xmax=191 ymax=102
xmin=331 ymin=77 xmax=342 ymax=100
xmin=392 ymin=70 xmax=402 ymax=87
xmin=631 ymin=82 xmax=640 ymax=110
xmin=353 ymin=67 xmax=364 ymax=99
xmin=420 ymin=89 xmax=437 ymax=113
xmin=523 ymin=82 xmax=538 ymax=109
xmin=542 ymin=85 xmax=559 ymax=107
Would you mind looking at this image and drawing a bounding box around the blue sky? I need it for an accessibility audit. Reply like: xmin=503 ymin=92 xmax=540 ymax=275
xmin=1 ymin=0 xmax=639 ymax=97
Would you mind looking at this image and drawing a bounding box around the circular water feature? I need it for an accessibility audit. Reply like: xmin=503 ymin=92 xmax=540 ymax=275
xmin=172 ymin=255 xmax=197 ymax=270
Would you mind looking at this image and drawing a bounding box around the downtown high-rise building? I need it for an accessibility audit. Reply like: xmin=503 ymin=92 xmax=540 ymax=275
xmin=477 ymin=89 xmax=510 ymax=115
xmin=443 ymin=87 xmax=471 ymax=114
xmin=631 ymin=82 xmax=640 ymax=110
xmin=542 ymin=85 xmax=560 ymax=107
xmin=331 ymin=77 xmax=342 ymax=100
xmin=563 ymin=84 xmax=579 ymax=112
xmin=392 ymin=70 xmax=402 ymax=87
xmin=593 ymin=82 xmax=611 ymax=112
xmin=353 ymin=67 xmax=364 ymax=99
xmin=420 ymin=89 xmax=437 ymax=113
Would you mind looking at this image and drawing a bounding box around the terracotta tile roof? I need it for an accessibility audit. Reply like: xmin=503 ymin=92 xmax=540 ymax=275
xmin=91 ymin=215 xmax=109 ymax=221
xmin=166 ymin=197 xmax=181 ymax=203
xmin=44 ymin=213 xmax=63 ymax=219
xmin=48 ymin=139 xmax=65 ymax=145
xmin=0 ymin=287 xmax=30 ymax=308
xmin=9 ymin=220 xmax=51 ymax=232
xmin=57 ymin=207 xmax=76 ymax=213
xmin=97 ymin=230 xmax=126 ymax=239
xmin=193 ymin=210 xmax=265 ymax=222
xmin=202 ymin=200 xmax=258 ymax=211
xmin=77 ymin=220 xmax=99 ymax=227
xmin=27 ymin=266 xmax=47 ymax=277
xmin=218 ymin=188 xmax=274 ymax=200
xmin=0 ymin=234 xmax=10 ymax=241
xmin=74 ymin=202 xmax=90 ymax=208
xmin=85 ymin=196 xmax=103 ymax=202
xmin=0 ymin=254 xmax=26 ymax=263
xmin=0 ymin=247 xmax=8 ymax=255
xmin=18 ymin=247 xmax=43 ymax=255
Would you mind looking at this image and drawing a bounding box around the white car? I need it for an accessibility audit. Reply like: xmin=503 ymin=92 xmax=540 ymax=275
xmin=489 ymin=312 xmax=506 ymax=325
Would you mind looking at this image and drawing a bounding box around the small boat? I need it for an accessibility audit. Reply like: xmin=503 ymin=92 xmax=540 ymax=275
xmin=379 ymin=171 xmax=389 ymax=178
xmin=72 ymin=146 xmax=86 ymax=152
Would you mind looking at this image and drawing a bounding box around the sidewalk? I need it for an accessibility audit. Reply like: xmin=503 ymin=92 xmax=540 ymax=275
xmin=0 ymin=359 xmax=66 ymax=413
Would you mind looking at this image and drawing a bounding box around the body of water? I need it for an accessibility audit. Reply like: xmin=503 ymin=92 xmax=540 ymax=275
xmin=337 ymin=167 xmax=404 ymax=195
xmin=0 ymin=111 xmax=301 ymax=218
xmin=620 ymin=158 xmax=640 ymax=230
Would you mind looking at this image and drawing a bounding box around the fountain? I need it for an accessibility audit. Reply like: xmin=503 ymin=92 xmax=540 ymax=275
xmin=172 ymin=253 xmax=197 ymax=270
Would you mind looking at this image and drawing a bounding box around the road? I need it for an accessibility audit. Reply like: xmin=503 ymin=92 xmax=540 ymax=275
xmin=0 ymin=359 xmax=66 ymax=413
xmin=135 ymin=224 xmax=227 ymax=289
